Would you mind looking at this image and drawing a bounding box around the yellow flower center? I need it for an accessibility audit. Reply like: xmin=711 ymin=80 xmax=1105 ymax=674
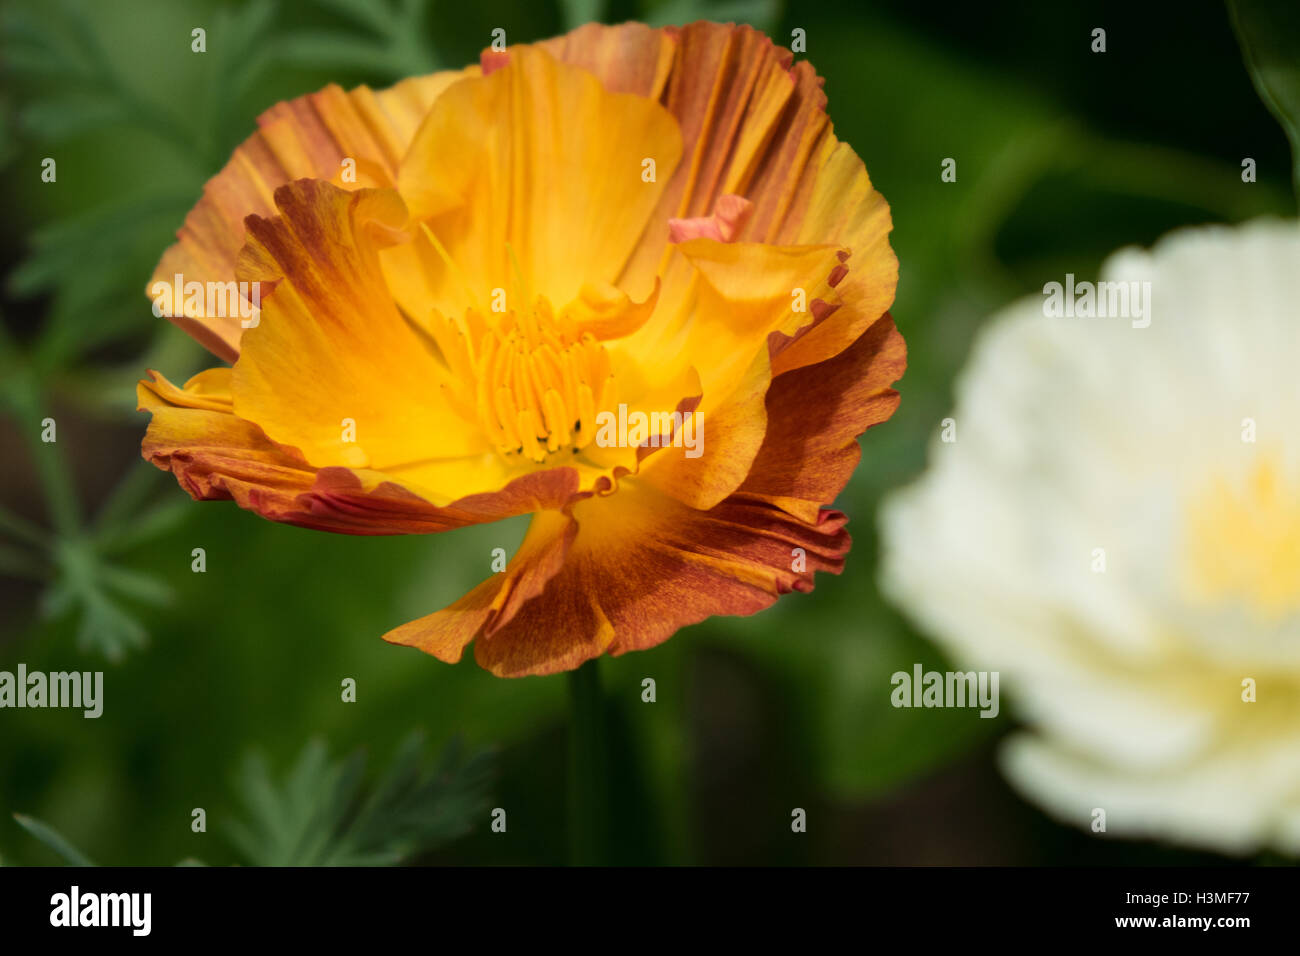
xmin=474 ymin=297 xmax=612 ymax=462
xmin=1183 ymin=452 xmax=1300 ymax=622
xmin=427 ymin=291 xmax=640 ymax=464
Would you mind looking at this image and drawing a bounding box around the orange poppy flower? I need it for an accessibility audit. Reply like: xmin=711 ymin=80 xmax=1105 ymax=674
xmin=137 ymin=21 xmax=904 ymax=676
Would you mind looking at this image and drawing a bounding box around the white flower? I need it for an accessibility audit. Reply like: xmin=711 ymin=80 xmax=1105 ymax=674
xmin=879 ymin=219 xmax=1300 ymax=855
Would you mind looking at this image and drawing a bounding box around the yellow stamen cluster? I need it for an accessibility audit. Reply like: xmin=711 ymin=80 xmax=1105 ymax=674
xmin=430 ymin=297 xmax=613 ymax=463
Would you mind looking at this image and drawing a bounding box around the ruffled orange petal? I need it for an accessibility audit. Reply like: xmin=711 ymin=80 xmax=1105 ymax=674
xmin=151 ymin=71 xmax=471 ymax=361
xmin=139 ymin=369 xmax=584 ymax=534
xmin=626 ymin=237 xmax=848 ymax=509
xmin=297 ymin=466 xmax=582 ymax=534
xmin=739 ymin=313 xmax=906 ymax=522
xmin=534 ymin=21 xmax=677 ymax=98
xmin=382 ymin=508 xmax=578 ymax=662
xmin=770 ymin=148 xmax=896 ymax=376
xmin=469 ymin=481 xmax=850 ymax=677
xmin=139 ymin=368 xmax=331 ymax=523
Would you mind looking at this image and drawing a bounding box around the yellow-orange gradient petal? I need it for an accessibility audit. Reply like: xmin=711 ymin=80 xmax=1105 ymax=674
xmin=627 ymin=237 xmax=848 ymax=509
xmin=231 ymin=179 xmax=511 ymax=503
xmin=151 ymin=70 xmax=472 ymax=361
xmin=392 ymin=45 xmax=683 ymax=321
xmin=536 ymin=21 xmax=897 ymax=373
xmin=139 ymin=368 xmax=584 ymax=534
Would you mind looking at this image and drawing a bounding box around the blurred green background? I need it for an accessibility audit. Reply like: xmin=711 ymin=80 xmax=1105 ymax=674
xmin=0 ymin=0 xmax=1295 ymax=865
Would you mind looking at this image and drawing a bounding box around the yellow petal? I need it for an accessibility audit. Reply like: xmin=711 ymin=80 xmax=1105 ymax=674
xmin=393 ymin=46 xmax=683 ymax=320
xmin=230 ymin=180 xmax=491 ymax=502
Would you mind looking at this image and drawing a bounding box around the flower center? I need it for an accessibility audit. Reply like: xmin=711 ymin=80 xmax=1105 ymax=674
xmin=475 ymin=297 xmax=613 ymax=462
xmin=430 ymin=295 xmax=618 ymax=464
xmin=1183 ymin=453 xmax=1300 ymax=622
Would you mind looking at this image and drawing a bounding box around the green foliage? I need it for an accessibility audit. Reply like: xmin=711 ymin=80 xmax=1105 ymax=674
xmin=561 ymin=0 xmax=782 ymax=31
xmin=3 ymin=0 xmax=194 ymax=148
xmin=559 ymin=0 xmax=606 ymax=31
xmin=641 ymin=0 xmax=781 ymax=31
xmin=1229 ymin=0 xmax=1300 ymax=204
xmin=278 ymin=0 xmax=443 ymax=81
xmin=227 ymin=734 xmax=494 ymax=867
xmin=10 ymin=735 xmax=493 ymax=867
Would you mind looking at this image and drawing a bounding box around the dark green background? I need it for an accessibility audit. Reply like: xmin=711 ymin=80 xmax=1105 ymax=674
xmin=0 ymin=0 xmax=1294 ymax=865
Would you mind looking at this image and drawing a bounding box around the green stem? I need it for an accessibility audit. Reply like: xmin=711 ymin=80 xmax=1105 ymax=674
xmin=566 ymin=659 xmax=608 ymax=866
